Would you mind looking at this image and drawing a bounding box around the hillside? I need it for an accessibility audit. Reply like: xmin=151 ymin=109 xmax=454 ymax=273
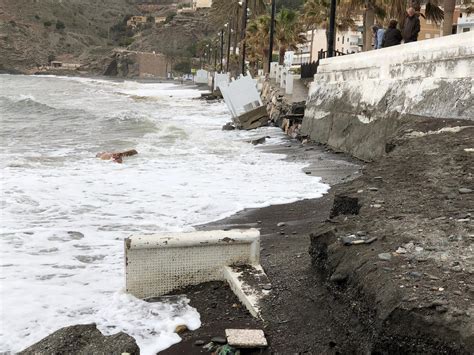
xmin=0 ymin=0 xmax=210 ymax=75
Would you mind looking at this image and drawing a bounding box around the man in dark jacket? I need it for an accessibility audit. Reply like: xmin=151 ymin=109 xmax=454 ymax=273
xmin=382 ymin=20 xmax=403 ymax=47
xmin=402 ymin=7 xmax=421 ymax=43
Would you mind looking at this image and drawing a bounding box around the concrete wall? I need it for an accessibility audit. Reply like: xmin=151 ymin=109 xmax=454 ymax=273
xmin=301 ymin=32 xmax=474 ymax=161
xmin=137 ymin=52 xmax=167 ymax=78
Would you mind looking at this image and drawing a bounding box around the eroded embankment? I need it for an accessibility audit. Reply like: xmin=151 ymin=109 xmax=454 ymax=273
xmin=310 ymin=118 xmax=473 ymax=353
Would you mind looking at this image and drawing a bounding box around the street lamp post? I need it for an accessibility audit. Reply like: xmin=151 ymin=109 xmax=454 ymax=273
xmin=268 ymin=0 xmax=276 ymax=73
xmin=220 ymin=29 xmax=224 ymax=73
xmin=327 ymin=0 xmax=337 ymax=58
xmin=226 ymin=21 xmax=232 ymax=72
xmin=240 ymin=0 xmax=248 ymax=76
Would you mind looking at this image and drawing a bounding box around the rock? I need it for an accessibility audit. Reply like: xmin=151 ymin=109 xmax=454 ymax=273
xmin=194 ymin=340 xmax=206 ymax=346
xmin=396 ymin=247 xmax=407 ymax=254
xmin=458 ymin=188 xmax=472 ymax=194
xmin=262 ymin=284 xmax=272 ymax=291
xmin=368 ymin=187 xmax=379 ymax=191
xmin=378 ymin=253 xmax=392 ymax=261
xmin=249 ymin=137 xmax=266 ymax=145
xmin=211 ymin=336 xmax=227 ymax=345
xmin=175 ymin=325 xmax=188 ymax=334
xmin=225 ymin=329 xmax=268 ymax=348
xmin=277 ymin=222 xmax=286 ymax=227
xmin=330 ymin=273 xmax=348 ymax=283
xmin=19 ymin=324 xmax=138 ymax=354
xmin=222 ymin=122 xmax=235 ymax=131
xmin=408 ymin=271 xmax=422 ymax=278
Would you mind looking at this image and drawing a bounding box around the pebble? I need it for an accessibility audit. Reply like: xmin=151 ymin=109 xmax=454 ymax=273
xmin=396 ymin=247 xmax=407 ymax=254
xmin=378 ymin=253 xmax=392 ymax=261
xmin=257 ymin=220 xmax=262 ymax=224
xmin=372 ymin=204 xmax=382 ymax=208
xmin=194 ymin=340 xmax=206 ymax=346
xmin=368 ymin=187 xmax=379 ymax=191
xmin=277 ymin=222 xmax=286 ymax=227
xmin=408 ymin=271 xmax=422 ymax=278
xmin=211 ymin=336 xmax=227 ymax=344
xmin=175 ymin=325 xmax=188 ymax=334
xmin=453 ymin=290 xmax=462 ymax=296
xmin=262 ymin=284 xmax=272 ymax=291
xmin=374 ymin=176 xmax=383 ymax=180
xmin=459 ymin=188 xmax=473 ymax=194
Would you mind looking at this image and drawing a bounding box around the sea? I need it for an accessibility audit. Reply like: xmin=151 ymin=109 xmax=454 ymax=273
xmin=0 ymin=74 xmax=329 ymax=354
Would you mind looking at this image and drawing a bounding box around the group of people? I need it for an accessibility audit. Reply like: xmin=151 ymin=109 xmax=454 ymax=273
xmin=372 ymin=7 xmax=421 ymax=49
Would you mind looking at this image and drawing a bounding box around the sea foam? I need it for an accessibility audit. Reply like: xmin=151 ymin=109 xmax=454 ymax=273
xmin=0 ymin=74 xmax=329 ymax=353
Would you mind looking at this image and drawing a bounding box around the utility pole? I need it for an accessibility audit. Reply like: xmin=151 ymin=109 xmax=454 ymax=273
xmin=268 ymin=0 xmax=276 ymax=73
xmin=240 ymin=0 xmax=248 ymax=76
xmin=226 ymin=20 xmax=232 ymax=72
xmin=327 ymin=0 xmax=337 ymax=57
xmin=220 ymin=29 xmax=224 ymax=73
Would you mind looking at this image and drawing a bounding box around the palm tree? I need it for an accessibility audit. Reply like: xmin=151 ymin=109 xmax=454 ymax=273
xmin=275 ymin=8 xmax=307 ymax=64
xmin=246 ymin=15 xmax=272 ymax=72
xmin=301 ymin=0 xmax=326 ymax=61
xmin=210 ymin=0 xmax=269 ymax=52
xmin=301 ymin=0 xmax=357 ymax=56
xmin=442 ymin=0 xmax=456 ymax=35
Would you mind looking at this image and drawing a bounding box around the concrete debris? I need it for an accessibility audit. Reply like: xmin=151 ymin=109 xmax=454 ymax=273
xmin=378 ymin=253 xmax=392 ymax=261
xmin=96 ymin=149 xmax=138 ymax=164
xmin=225 ymin=329 xmax=268 ymax=348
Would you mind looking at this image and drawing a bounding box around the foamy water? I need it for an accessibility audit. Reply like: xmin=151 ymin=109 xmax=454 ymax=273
xmin=0 ymin=75 xmax=329 ymax=353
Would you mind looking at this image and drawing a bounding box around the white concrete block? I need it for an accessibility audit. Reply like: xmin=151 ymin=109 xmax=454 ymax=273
xmin=214 ymin=72 xmax=230 ymax=91
xmin=270 ymin=62 xmax=279 ymax=79
xmin=225 ymin=329 xmax=268 ymax=348
xmin=195 ymin=69 xmax=209 ymax=84
xmin=125 ymin=229 xmax=260 ymax=299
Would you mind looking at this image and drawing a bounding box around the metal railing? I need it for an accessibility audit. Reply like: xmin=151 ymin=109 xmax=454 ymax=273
xmin=300 ymin=49 xmax=347 ymax=79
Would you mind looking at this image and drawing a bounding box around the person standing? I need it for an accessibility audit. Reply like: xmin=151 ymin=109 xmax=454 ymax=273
xmin=402 ymin=7 xmax=421 ymax=43
xmin=372 ymin=25 xmax=385 ymax=49
xmin=382 ymin=20 xmax=403 ymax=48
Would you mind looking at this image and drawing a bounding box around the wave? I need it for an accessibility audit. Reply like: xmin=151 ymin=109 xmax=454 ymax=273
xmin=0 ymin=95 xmax=58 ymax=114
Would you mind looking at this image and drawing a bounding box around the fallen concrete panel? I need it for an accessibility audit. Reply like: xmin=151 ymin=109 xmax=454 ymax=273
xmin=234 ymin=105 xmax=269 ymax=130
xmin=125 ymin=229 xmax=260 ymax=299
xmin=223 ymin=264 xmax=271 ymax=318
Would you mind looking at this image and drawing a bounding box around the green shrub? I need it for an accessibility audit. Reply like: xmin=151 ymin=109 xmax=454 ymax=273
xmin=56 ymin=20 xmax=65 ymax=30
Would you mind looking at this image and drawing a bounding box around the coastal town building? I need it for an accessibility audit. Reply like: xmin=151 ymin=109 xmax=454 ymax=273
xmin=127 ymin=16 xmax=148 ymax=29
xmin=293 ymin=20 xmax=363 ymax=65
xmin=457 ymin=4 xmax=474 ymax=33
xmin=193 ymin=0 xmax=212 ymax=10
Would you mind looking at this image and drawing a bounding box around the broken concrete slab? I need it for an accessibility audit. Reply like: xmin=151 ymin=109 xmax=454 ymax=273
xmin=225 ymin=329 xmax=268 ymax=348
xmin=223 ymin=264 xmax=271 ymax=319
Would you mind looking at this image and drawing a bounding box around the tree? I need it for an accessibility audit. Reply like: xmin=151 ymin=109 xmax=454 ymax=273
xmin=442 ymin=0 xmax=455 ymax=35
xmin=300 ymin=0 xmax=356 ymax=56
xmin=275 ymin=8 xmax=306 ymax=64
xmin=246 ymin=14 xmax=273 ymax=73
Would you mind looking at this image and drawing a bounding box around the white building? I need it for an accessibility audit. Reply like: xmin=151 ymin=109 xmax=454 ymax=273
xmin=457 ymin=5 xmax=474 ymax=33
xmin=193 ymin=0 xmax=212 ymax=10
xmin=293 ymin=24 xmax=363 ymax=65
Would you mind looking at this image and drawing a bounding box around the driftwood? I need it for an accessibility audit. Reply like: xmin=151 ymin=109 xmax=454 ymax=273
xmin=96 ymin=149 xmax=138 ymax=163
